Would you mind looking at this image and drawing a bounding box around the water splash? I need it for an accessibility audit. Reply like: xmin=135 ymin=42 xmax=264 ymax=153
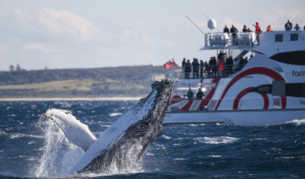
xmin=31 ymin=115 xmax=145 ymax=178
xmin=286 ymin=119 xmax=305 ymax=126
xmin=33 ymin=118 xmax=83 ymax=177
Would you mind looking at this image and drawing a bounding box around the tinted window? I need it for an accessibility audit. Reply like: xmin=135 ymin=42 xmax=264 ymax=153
xmin=275 ymin=34 xmax=283 ymax=42
xmin=290 ymin=34 xmax=298 ymax=41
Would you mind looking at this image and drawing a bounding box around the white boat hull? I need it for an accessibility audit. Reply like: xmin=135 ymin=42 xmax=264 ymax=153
xmin=164 ymin=109 xmax=305 ymax=126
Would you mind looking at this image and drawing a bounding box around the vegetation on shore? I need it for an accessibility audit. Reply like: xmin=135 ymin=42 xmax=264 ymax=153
xmin=0 ymin=65 xmax=179 ymax=98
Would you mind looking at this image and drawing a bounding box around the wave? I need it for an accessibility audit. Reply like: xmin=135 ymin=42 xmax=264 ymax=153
xmin=286 ymin=119 xmax=305 ymax=126
xmin=109 ymin=113 xmax=122 ymax=117
xmin=10 ymin=133 xmax=44 ymax=139
xmin=161 ymin=135 xmax=171 ymax=140
xmin=194 ymin=136 xmax=240 ymax=144
xmin=208 ymin=155 xmax=222 ymax=158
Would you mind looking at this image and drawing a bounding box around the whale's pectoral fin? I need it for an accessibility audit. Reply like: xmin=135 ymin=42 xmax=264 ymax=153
xmin=43 ymin=108 xmax=97 ymax=151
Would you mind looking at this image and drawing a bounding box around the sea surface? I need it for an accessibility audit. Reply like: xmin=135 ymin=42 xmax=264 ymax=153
xmin=0 ymin=101 xmax=305 ymax=179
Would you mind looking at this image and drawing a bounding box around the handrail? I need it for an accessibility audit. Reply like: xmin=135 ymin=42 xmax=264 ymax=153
xmin=205 ymin=32 xmax=258 ymax=48
xmin=180 ymin=63 xmax=247 ymax=79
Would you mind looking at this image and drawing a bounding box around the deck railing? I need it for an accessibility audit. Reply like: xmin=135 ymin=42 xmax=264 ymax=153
xmin=180 ymin=64 xmax=247 ymax=79
xmin=205 ymin=32 xmax=258 ymax=48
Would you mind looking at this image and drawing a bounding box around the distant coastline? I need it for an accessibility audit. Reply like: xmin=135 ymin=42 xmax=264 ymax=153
xmin=0 ymin=97 xmax=143 ymax=101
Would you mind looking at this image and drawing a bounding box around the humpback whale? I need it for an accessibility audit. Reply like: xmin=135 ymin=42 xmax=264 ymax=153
xmin=42 ymin=79 xmax=174 ymax=174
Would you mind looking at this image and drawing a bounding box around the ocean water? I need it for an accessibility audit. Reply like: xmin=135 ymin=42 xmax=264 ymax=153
xmin=0 ymin=101 xmax=305 ymax=179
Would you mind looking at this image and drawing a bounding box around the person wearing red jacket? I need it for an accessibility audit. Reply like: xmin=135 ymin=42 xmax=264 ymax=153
xmin=218 ymin=60 xmax=225 ymax=77
xmin=253 ymin=22 xmax=261 ymax=34
xmin=253 ymin=22 xmax=261 ymax=44
xmin=267 ymin=25 xmax=272 ymax=32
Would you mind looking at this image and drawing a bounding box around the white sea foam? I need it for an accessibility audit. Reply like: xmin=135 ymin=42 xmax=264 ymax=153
xmin=100 ymin=124 xmax=110 ymax=127
xmin=194 ymin=136 xmax=240 ymax=144
xmin=10 ymin=133 xmax=44 ymax=139
xmin=174 ymin=158 xmax=187 ymax=161
xmin=208 ymin=155 xmax=222 ymax=158
xmin=162 ymin=135 xmax=171 ymax=139
xmin=109 ymin=113 xmax=122 ymax=117
xmin=286 ymin=119 xmax=305 ymax=126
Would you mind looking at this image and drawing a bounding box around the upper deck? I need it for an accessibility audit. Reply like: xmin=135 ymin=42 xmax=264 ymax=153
xmin=201 ymin=30 xmax=305 ymax=56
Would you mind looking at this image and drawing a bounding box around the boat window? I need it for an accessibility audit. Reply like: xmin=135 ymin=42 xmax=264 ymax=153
xmin=275 ymin=34 xmax=283 ymax=42
xmin=290 ymin=34 xmax=298 ymax=41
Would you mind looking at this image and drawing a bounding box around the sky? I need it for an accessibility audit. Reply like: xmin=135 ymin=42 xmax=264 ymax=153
xmin=0 ymin=0 xmax=305 ymax=71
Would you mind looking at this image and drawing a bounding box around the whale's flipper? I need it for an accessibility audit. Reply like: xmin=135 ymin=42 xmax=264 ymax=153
xmin=43 ymin=109 xmax=97 ymax=151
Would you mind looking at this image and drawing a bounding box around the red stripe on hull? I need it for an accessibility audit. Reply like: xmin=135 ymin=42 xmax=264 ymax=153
xmin=180 ymin=100 xmax=193 ymax=111
xmin=215 ymin=67 xmax=285 ymax=110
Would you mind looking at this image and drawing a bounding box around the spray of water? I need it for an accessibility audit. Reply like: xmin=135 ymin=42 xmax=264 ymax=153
xmin=31 ymin=114 xmax=145 ymax=178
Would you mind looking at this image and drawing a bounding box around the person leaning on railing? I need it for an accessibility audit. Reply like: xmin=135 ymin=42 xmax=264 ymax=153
xmin=187 ymin=88 xmax=194 ymax=100
xmin=218 ymin=60 xmax=225 ymax=77
xmin=224 ymin=25 xmax=229 ymax=34
xmin=225 ymin=56 xmax=233 ymax=75
xmin=185 ymin=60 xmax=192 ymax=79
xmin=204 ymin=61 xmax=210 ymax=76
xmin=200 ymin=60 xmax=204 ymax=78
xmin=230 ymin=25 xmax=238 ymax=45
xmin=193 ymin=59 xmax=200 ymax=79
xmin=242 ymin=25 xmax=247 ymax=32
xmin=267 ymin=25 xmax=272 ymax=32
xmin=295 ymin=24 xmax=300 ymax=31
xmin=285 ymin=20 xmax=292 ymax=31
xmin=182 ymin=58 xmax=186 ymax=76
xmin=196 ymin=88 xmax=205 ymax=99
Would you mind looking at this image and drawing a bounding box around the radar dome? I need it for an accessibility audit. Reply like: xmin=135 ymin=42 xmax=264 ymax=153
xmin=207 ymin=19 xmax=217 ymax=30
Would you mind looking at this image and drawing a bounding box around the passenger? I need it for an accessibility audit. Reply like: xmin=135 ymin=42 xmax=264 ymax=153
xmin=230 ymin=25 xmax=238 ymax=45
xmin=196 ymin=88 xmax=205 ymax=99
xmin=211 ymin=57 xmax=217 ymax=77
xmin=242 ymin=25 xmax=247 ymax=32
xmin=267 ymin=25 xmax=272 ymax=32
xmin=200 ymin=60 xmax=204 ymax=78
xmin=253 ymin=22 xmax=261 ymax=44
xmin=182 ymin=58 xmax=186 ymax=67
xmin=295 ymin=24 xmax=300 ymax=31
xmin=187 ymin=88 xmax=194 ymax=100
xmin=233 ymin=58 xmax=239 ymax=72
xmin=223 ymin=25 xmax=229 ymax=34
xmin=192 ymin=58 xmax=195 ymax=78
xmin=253 ymin=22 xmax=261 ymax=34
xmin=193 ymin=59 xmax=200 ymax=79
xmin=208 ymin=57 xmax=213 ymax=77
xmin=218 ymin=50 xmax=225 ymax=61
xmin=218 ymin=60 xmax=225 ymax=77
xmin=285 ymin=20 xmax=292 ymax=31
xmin=204 ymin=61 xmax=210 ymax=76
xmin=225 ymin=56 xmax=233 ymax=74
xmin=185 ymin=60 xmax=191 ymax=79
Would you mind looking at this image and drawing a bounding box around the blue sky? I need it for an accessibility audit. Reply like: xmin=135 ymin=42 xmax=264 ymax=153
xmin=0 ymin=0 xmax=304 ymax=70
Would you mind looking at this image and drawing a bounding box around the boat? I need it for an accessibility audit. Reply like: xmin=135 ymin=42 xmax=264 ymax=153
xmin=164 ymin=19 xmax=305 ymax=126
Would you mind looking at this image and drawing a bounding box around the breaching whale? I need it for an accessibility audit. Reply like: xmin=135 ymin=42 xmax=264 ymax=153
xmin=42 ymin=79 xmax=174 ymax=174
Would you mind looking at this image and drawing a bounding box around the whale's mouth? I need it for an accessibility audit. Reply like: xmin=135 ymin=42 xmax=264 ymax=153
xmin=39 ymin=79 xmax=174 ymax=175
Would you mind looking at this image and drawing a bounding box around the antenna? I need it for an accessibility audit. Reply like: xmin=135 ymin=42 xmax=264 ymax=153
xmin=186 ymin=16 xmax=205 ymax=35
